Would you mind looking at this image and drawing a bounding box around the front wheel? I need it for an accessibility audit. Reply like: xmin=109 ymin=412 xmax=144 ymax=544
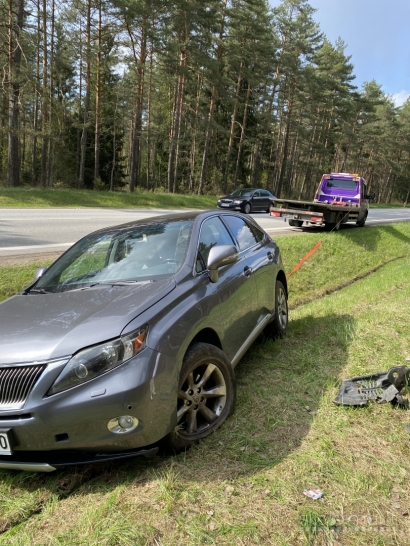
xmin=160 ymin=343 xmax=236 ymax=453
xmin=356 ymin=212 xmax=367 ymax=227
xmin=243 ymin=203 xmax=251 ymax=214
xmin=264 ymin=280 xmax=288 ymax=340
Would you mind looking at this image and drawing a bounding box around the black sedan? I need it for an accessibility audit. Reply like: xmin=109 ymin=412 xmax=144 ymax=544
xmin=0 ymin=210 xmax=287 ymax=471
xmin=217 ymin=188 xmax=277 ymax=214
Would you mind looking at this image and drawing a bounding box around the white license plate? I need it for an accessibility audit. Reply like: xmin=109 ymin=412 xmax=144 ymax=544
xmin=220 ymin=203 xmax=230 ymax=207
xmin=0 ymin=430 xmax=13 ymax=455
xmin=282 ymin=213 xmax=293 ymax=218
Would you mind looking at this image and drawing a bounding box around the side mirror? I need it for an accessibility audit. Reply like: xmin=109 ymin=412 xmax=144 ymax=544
xmin=34 ymin=267 xmax=47 ymax=281
xmin=207 ymin=245 xmax=238 ymax=283
xmin=365 ymin=192 xmax=376 ymax=200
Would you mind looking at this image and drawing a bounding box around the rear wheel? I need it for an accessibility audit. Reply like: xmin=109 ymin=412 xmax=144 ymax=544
xmin=160 ymin=343 xmax=236 ymax=453
xmin=264 ymin=280 xmax=288 ymax=340
xmin=326 ymin=212 xmax=343 ymax=232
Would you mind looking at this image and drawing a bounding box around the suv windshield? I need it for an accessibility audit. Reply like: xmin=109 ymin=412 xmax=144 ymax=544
xmin=229 ymin=189 xmax=254 ymax=197
xmin=35 ymin=220 xmax=193 ymax=293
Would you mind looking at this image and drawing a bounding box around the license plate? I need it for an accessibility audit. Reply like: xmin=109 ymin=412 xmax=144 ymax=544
xmin=282 ymin=213 xmax=292 ymax=218
xmin=0 ymin=429 xmax=14 ymax=455
xmin=220 ymin=203 xmax=230 ymax=207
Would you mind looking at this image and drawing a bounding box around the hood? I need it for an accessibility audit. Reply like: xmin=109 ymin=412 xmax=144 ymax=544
xmin=0 ymin=278 xmax=176 ymax=364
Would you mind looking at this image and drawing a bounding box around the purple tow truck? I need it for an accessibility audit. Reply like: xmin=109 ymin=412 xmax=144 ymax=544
xmin=269 ymin=172 xmax=376 ymax=231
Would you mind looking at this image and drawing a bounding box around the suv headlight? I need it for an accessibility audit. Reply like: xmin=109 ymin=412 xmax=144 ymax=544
xmin=47 ymin=326 xmax=148 ymax=395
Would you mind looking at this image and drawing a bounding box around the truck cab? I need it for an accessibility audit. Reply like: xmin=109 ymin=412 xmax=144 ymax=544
xmin=315 ymin=173 xmax=366 ymax=206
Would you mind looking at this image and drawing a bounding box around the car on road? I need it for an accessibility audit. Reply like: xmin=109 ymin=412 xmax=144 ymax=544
xmin=0 ymin=210 xmax=288 ymax=471
xmin=217 ymin=188 xmax=277 ymax=214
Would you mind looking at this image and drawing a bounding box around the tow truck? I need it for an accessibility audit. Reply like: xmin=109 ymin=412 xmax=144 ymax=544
xmin=269 ymin=173 xmax=376 ymax=231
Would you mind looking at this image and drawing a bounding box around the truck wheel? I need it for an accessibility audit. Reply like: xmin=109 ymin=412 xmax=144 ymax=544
xmin=334 ymin=213 xmax=343 ymax=231
xmin=264 ymin=280 xmax=288 ymax=340
xmin=289 ymin=219 xmax=303 ymax=228
xmin=326 ymin=213 xmax=342 ymax=232
xmin=356 ymin=212 xmax=367 ymax=227
xmin=159 ymin=342 xmax=236 ymax=454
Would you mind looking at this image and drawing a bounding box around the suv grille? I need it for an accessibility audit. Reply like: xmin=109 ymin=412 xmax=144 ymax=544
xmin=0 ymin=365 xmax=46 ymax=409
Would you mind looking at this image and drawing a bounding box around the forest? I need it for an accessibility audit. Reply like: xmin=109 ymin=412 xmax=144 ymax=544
xmin=2 ymin=0 xmax=410 ymax=202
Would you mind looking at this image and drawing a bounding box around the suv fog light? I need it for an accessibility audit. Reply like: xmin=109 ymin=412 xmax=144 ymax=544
xmin=107 ymin=415 xmax=139 ymax=434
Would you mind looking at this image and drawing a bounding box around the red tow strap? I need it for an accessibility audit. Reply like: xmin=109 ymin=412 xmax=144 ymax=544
xmin=286 ymin=241 xmax=322 ymax=280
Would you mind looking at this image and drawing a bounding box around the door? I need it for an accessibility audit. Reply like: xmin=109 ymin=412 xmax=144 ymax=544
xmin=221 ymin=215 xmax=276 ymax=320
xmin=196 ymin=216 xmax=259 ymax=362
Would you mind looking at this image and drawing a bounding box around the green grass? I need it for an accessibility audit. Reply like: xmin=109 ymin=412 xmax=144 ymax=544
xmin=0 ymin=188 xmax=217 ymax=209
xmin=0 ymin=223 xmax=410 ymax=545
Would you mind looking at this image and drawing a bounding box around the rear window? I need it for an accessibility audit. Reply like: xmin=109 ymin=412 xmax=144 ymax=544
xmin=326 ymin=179 xmax=357 ymax=190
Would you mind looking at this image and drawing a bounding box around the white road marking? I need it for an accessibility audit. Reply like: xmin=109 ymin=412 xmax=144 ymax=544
xmin=0 ymin=243 xmax=74 ymax=251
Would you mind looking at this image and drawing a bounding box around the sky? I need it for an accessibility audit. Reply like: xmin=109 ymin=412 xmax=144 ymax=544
xmin=269 ymin=0 xmax=410 ymax=106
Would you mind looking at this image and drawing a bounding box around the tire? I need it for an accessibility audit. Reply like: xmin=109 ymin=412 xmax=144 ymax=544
xmin=160 ymin=342 xmax=236 ymax=453
xmin=264 ymin=280 xmax=288 ymax=340
xmin=356 ymin=212 xmax=367 ymax=227
xmin=334 ymin=213 xmax=343 ymax=231
xmin=288 ymin=219 xmax=303 ymax=228
xmin=243 ymin=203 xmax=251 ymax=214
xmin=326 ymin=213 xmax=342 ymax=232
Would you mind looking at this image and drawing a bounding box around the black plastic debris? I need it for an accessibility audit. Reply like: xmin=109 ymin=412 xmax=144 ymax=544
xmin=333 ymin=366 xmax=410 ymax=406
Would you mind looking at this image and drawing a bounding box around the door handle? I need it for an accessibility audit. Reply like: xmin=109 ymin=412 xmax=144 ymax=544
xmin=243 ymin=266 xmax=252 ymax=278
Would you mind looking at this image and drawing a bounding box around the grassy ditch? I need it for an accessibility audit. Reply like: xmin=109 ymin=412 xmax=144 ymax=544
xmin=0 ymin=188 xmax=216 ymax=209
xmin=0 ymin=224 xmax=409 ymax=545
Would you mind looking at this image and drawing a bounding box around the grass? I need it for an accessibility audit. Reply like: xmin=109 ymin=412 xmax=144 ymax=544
xmin=0 ymin=223 xmax=409 ymax=545
xmin=0 ymin=188 xmax=217 ymax=209
xmin=0 ymin=187 xmax=405 ymax=210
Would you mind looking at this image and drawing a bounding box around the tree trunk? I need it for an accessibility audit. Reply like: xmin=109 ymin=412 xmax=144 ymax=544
xmin=31 ymin=2 xmax=41 ymax=186
xmin=168 ymin=47 xmax=186 ymax=193
xmin=47 ymin=0 xmax=55 ymax=187
xmin=275 ymin=82 xmax=295 ymax=197
xmin=94 ymin=0 xmax=102 ymax=185
xmin=40 ymin=0 xmax=48 ymax=187
xmin=128 ymin=17 xmax=147 ymax=193
xmin=198 ymin=0 xmax=228 ymax=194
xmin=233 ymin=82 xmax=252 ymax=188
xmin=146 ymin=42 xmax=154 ymax=191
xmin=78 ymin=0 xmax=91 ymax=189
xmin=223 ymin=62 xmax=243 ymax=193
xmin=7 ymin=0 xmax=24 ymax=187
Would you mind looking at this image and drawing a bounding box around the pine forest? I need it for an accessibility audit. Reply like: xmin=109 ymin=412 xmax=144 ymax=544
xmin=2 ymin=0 xmax=410 ymax=202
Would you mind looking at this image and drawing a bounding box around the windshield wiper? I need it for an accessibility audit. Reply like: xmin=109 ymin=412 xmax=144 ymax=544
xmin=71 ymin=280 xmax=151 ymax=291
xmin=26 ymin=288 xmax=49 ymax=294
xmin=109 ymin=280 xmax=152 ymax=286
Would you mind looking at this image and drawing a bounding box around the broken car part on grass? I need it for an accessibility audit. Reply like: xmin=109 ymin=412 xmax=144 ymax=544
xmin=333 ymin=366 xmax=410 ymax=407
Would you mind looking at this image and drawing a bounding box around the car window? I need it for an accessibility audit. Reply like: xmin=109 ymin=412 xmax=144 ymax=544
xmin=248 ymin=221 xmax=264 ymax=242
xmin=261 ymin=190 xmax=270 ymax=197
xmin=196 ymin=217 xmax=234 ymax=272
xmin=253 ymin=191 xmax=260 ymax=197
xmin=229 ymin=189 xmax=253 ymax=197
xmin=36 ymin=220 xmax=193 ymax=292
xmin=222 ymin=215 xmax=260 ymax=251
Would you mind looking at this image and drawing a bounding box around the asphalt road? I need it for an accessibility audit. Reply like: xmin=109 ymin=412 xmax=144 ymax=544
xmin=1 ymin=206 xmax=410 ymax=262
